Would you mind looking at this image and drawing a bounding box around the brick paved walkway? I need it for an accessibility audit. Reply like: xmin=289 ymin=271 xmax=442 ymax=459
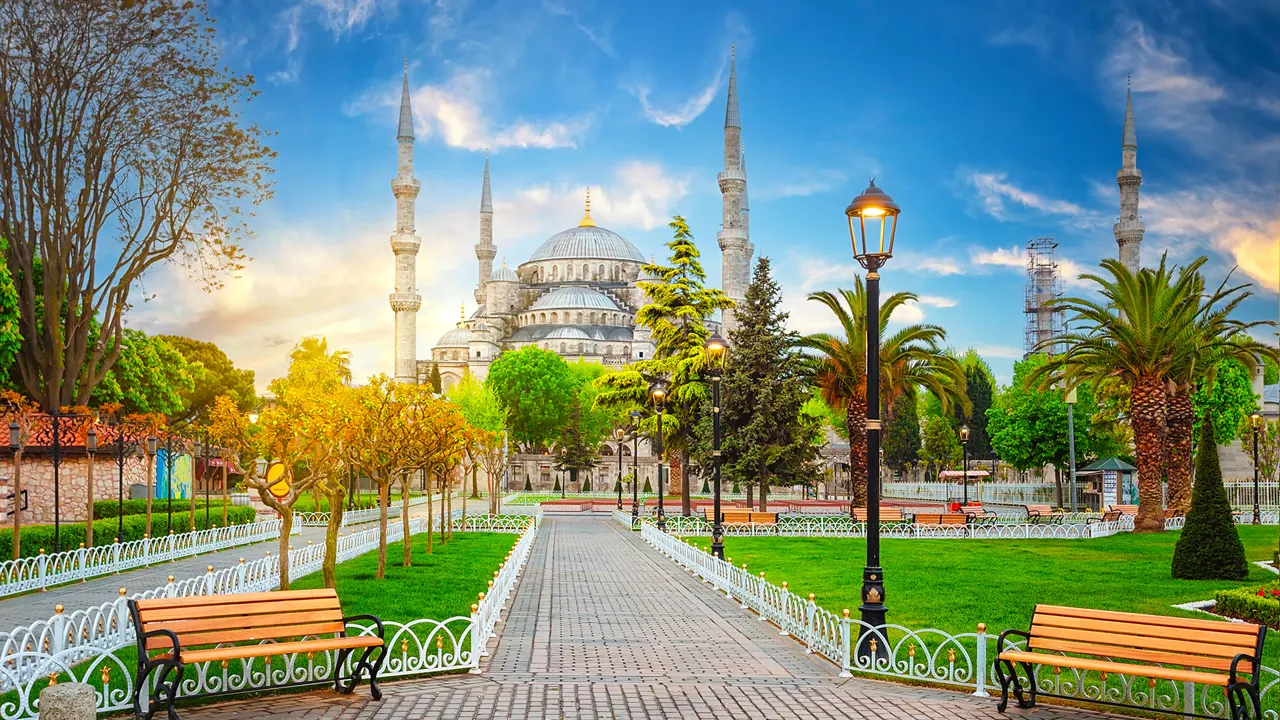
xmin=178 ymin=516 xmax=1112 ymax=719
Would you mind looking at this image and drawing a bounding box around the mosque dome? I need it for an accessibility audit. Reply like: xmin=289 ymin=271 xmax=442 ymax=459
xmin=530 ymin=286 xmax=623 ymax=312
xmin=527 ymin=190 xmax=645 ymax=263
xmin=434 ymin=326 xmax=472 ymax=348
xmin=543 ymin=327 xmax=593 ymax=341
xmin=490 ymin=264 xmax=519 ymax=282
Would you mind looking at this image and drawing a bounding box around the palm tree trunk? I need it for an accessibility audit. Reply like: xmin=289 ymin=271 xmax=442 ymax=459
xmin=680 ymin=450 xmax=691 ymax=516
xmin=846 ymin=396 xmax=868 ymax=507
xmin=1164 ymin=386 xmax=1194 ymax=514
xmin=1131 ymin=374 xmax=1168 ymax=532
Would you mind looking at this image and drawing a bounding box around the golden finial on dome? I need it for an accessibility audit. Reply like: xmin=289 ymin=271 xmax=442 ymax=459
xmin=459 ymin=304 xmax=465 ymax=322
xmin=579 ymin=188 xmax=595 ymax=227
xmin=501 ymin=257 xmax=507 ymax=268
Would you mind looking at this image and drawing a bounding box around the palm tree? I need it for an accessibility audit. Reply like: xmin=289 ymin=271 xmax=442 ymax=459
xmin=799 ymin=279 xmax=968 ymax=506
xmin=291 ymin=337 xmax=353 ymax=384
xmin=1030 ymin=256 xmax=1204 ymax=532
xmin=1163 ymin=266 xmax=1277 ymax=514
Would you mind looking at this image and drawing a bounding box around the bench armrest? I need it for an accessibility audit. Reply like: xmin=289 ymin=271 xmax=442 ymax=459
xmin=343 ymin=613 xmax=385 ymax=639
xmin=141 ymin=629 xmax=182 ymax=661
xmin=996 ymin=628 xmax=1030 ymax=655
xmin=1230 ymin=652 xmax=1259 ymax=683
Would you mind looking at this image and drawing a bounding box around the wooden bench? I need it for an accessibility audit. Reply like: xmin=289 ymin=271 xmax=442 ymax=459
xmin=851 ymin=507 xmax=906 ymax=523
xmin=912 ymin=512 xmax=969 ymax=528
xmin=128 ymin=589 xmax=385 ymax=720
xmin=960 ymin=503 xmax=997 ymax=523
xmin=1088 ymin=510 xmax=1123 ymax=524
xmin=1024 ymin=504 xmax=1062 ymax=524
xmin=1108 ymin=504 xmax=1139 ymax=515
xmin=709 ymin=508 xmax=778 ymax=525
xmin=996 ymin=604 xmax=1265 ymax=718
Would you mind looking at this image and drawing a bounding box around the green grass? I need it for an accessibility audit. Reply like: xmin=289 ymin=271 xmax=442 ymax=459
xmin=689 ymin=525 xmax=1279 ymax=639
xmin=292 ymin=531 xmax=518 ymax=622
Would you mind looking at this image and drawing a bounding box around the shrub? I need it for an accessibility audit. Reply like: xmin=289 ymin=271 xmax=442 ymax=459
xmin=581 ymin=477 xmax=591 ymax=492
xmin=0 ymin=506 xmax=258 ymax=559
xmin=1214 ymin=585 xmax=1280 ymax=628
xmin=553 ymin=477 xmax=561 ymax=491
xmin=732 ymin=481 xmax=740 ymax=494
xmin=643 ymin=478 xmax=652 ymax=493
xmin=93 ymin=499 xmax=231 ymax=519
xmin=523 ymin=477 xmax=532 ymax=491
xmin=1172 ymin=414 xmax=1249 ymax=580
xmin=701 ymin=478 xmax=710 ymax=494
xmin=613 ymin=479 xmax=621 ymax=492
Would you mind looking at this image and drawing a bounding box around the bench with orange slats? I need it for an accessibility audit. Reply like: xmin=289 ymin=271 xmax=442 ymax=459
xmin=1108 ymin=504 xmax=1140 ymax=515
xmin=128 ymin=588 xmax=385 ymax=720
xmin=1024 ymin=504 xmax=1063 ymax=524
xmin=995 ymin=604 xmax=1265 ymax=718
xmin=911 ymin=512 xmax=970 ymax=528
xmin=707 ymin=508 xmax=777 ymax=525
xmin=850 ymin=507 xmax=906 ymax=523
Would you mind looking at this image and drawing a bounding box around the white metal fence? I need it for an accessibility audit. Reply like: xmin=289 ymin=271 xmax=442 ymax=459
xmin=0 ymin=520 xmax=285 ymax=599
xmin=1225 ymin=480 xmax=1280 ymax=509
xmin=296 ymin=494 xmax=437 ymax=527
xmin=641 ymin=525 xmax=1280 ymax=719
xmin=882 ymin=481 xmax=1060 ymax=505
xmin=0 ymin=510 xmax=539 ymax=719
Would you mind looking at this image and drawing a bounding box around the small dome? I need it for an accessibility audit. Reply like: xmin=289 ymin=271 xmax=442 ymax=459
xmin=530 ymin=286 xmax=622 ymax=312
xmin=543 ymin=327 xmax=593 ymax=341
xmin=528 ymin=225 xmax=645 ymax=263
xmin=491 ymin=265 xmax=518 ymax=282
xmin=435 ymin=326 xmax=472 ymax=348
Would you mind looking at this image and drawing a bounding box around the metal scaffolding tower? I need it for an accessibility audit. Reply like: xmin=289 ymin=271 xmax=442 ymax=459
xmin=1024 ymin=238 xmax=1065 ymax=358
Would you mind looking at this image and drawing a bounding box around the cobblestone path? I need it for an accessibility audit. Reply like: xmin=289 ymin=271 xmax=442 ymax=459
xmin=177 ymin=516 xmax=1110 ymax=719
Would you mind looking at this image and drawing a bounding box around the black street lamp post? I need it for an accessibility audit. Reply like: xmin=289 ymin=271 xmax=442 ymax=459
xmin=114 ymin=422 xmax=130 ymax=542
xmin=846 ymin=178 xmax=901 ymax=663
xmin=959 ymin=425 xmax=970 ymax=507
xmin=1252 ymin=413 xmax=1263 ymax=525
xmin=165 ymin=435 xmax=175 ymax=531
xmin=630 ymin=410 xmax=641 ymax=522
xmin=559 ymin=447 xmax=566 ymax=499
xmin=614 ymin=427 xmax=625 ymax=510
xmin=705 ymin=332 xmax=728 ymax=559
xmin=651 ymin=382 xmax=667 ymax=532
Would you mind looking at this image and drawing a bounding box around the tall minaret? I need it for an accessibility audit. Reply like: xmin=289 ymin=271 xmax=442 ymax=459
xmin=475 ymin=150 xmax=495 ymax=305
xmin=1114 ymin=80 xmax=1144 ymax=274
xmin=390 ymin=62 xmax=422 ymax=384
xmin=717 ymin=44 xmax=751 ymax=333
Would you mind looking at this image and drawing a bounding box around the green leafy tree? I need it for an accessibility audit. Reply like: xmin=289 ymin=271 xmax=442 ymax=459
xmin=918 ymin=415 xmax=961 ymax=479
xmin=159 ymin=335 xmax=256 ymax=424
xmin=595 ymin=216 xmax=733 ymax=516
xmin=1191 ymin=359 xmax=1260 ymax=446
xmin=0 ymin=237 xmax=20 ymax=380
xmin=1265 ymin=357 xmax=1279 ymax=385
xmin=447 ymin=373 xmax=505 ymax=434
xmin=1171 ymin=413 xmax=1248 ymax=579
xmin=567 ymin=360 xmax=624 ymax=446
xmin=956 ymin=351 xmax=994 ymax=458
xmin=555 ymin=394 xmax=597 ymax=488
xmin=486 ymin=346 xmax=577 ymax=449
xmin=0 ymin=0 xmax=275 ymax=411
xmin=91 ymin=330 xmax=195 ymax=416
xmin=717 ymin=258 xmax=817 ymax=510
xmin=429 ymin=362 xmax=443 ymax=394
xmin=884 ymin=392 xmax=922 ymax=473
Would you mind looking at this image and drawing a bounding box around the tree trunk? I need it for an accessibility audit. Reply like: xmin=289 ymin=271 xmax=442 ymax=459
xmin=471 ymin=465 xmax=480 ymax=498
xmin=668 ymin=454 xmax=683 ymax=499
xmin=401 ymin=477 xmax=412 ymax=567
xmin=680 ymin=450 xmax=691 ymax=516
xmin=846 ymin=396 xmax=868 ymax=507
xmin=278 ymin=510 xmax=293 ymax=590
xmin=1053 ymin=466 xmax=1063 ymax=509
xmin=1131 ymin=374 xmax=1168 ymax=532
xmin=322 ymin=488 xmax=344 ymax=588
xmin=746 ymin=482 xmax=754 ymax=510
xmin=189 ymin=458 xmax=197 ymax=532
xmin=1164 ymin=385 xmax=1194 ymax=514
xmin=759 ymin=461 xmax=769 ymax=512
xmin=426 ymin=475 xmax=434 ymax=554
xmin=11 ymin=448 xmax=21 ymax=559
xmin=376 ymin=482 xmax=389 ymax=579
xmin=439 ymin=476 xmax=447 ymax=544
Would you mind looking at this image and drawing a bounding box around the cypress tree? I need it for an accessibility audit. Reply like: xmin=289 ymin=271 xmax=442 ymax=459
xmin=429 ymin=362 xmax=443 ymax=393
xmin=643 ymin=478 xmax=652 ymax=493
xmin=523 ymin=476 xmax=532 ymax=491
xmin=884 ymin=392 xmax=922 ymax=472
xmin=1172 ymin=413 xmax=1248 ymax=580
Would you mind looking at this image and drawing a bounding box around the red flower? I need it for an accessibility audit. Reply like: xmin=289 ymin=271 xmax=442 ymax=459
xmin=1259 ymin=589 xmax=1267 ymax=597
xmin=1272 ymin=589 xmax=1280 ymax=597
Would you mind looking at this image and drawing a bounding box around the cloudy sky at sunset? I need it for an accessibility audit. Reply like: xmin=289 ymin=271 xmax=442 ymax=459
xmin=132 ymin=0 xmax=1280 ymax=388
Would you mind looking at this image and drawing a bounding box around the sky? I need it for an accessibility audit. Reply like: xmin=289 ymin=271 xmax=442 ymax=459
xmin=132 ymin=0 xmax=1280 ymax=389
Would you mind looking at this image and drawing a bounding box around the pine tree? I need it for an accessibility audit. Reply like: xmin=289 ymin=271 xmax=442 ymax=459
xmin=952 ymin=352 xmax=994 ymax=458
xmin=553 ymin=476 xmax=561 ymax=492
xmin=429 ymin=362 xmax=443 ymax=393
xmin=643 ymin=478 xmax=652 ymax=493
xmin=1172 ymin=414 xmax=1248 ymax=579
xmin=582 ymin=477 xmax=592 ymax=492
xmin=593 ymin=216 xmax=734 ymax=516
xmin=555 ymin=394 xmax=598 ymax=489
xmin=720 ymin=257 xmax=819 ymax=511
xmin=884 ymin=392 xmax=922 ymax=473
xmin=523 ymin=476 xmax=532 ymax=491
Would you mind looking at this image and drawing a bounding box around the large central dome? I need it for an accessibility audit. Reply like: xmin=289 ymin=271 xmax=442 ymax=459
xmin=528 ymin=224 xmax=645 ymax=263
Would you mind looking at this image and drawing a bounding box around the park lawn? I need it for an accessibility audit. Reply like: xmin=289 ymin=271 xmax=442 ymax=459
xmin=292 ymin=531 xmax=518 ymax=622
xmin=689 ymin=525 xmax=1279 ymax=639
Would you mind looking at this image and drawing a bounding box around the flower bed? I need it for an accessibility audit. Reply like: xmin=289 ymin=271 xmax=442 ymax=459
xmin=1213 ymin=583 xmax=1280 ymax=628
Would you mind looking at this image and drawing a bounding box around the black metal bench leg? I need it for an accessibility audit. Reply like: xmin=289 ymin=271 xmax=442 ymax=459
xmin=1227 ymin=681 xmax=1261 ymax=720
xmin=332 ymin=648 xmax=353 ymax=694
xmin=995 ymin=658 xmax=1013 ymax=713
xmin=1017 ymin=662 xmax=1036 ymax=708
xmin=340 ymin=645 xmax=384 ymax=701
xmin=140 ymin=660 xmax=183 ymax=720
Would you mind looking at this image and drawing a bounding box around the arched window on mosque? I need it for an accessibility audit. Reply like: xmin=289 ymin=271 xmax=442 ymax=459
xmin=576 ymin=311 xmax=583 ymax=324
xmin=614 ymin=264 xmax=620 ymax=280
xmin=582 ymin=263 xmax=589 ymax=279
xmin=589 ymin=312 xmax=597 ymax=324
xmin=551 ymin=312 xmax=559 ymax=323
xmin=567 ymin=265 xmax=574 ymax=280
xmin=539 ymin=312 xmax=546 ymax=323
xmin=560 ymin=342 xmax=567 ymax=353
xmin=551 ymin=265 xmax=559 ymax=281
xmin=578 ymin=342 xmax=585 ymax=354
xmin=598 ymin=264 xmax=605 ymax=280
xmin=606 ymin=345 xmax=612 ymax=355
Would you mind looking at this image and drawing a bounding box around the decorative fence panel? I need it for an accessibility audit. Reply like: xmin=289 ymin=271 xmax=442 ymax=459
xmin=296 ymin=494 xmax=436 ymax=527
xmin=1225 ymin=481 xmax=1280 ymax=509
xmin=0 ymin=520 xmax=285 ymax=599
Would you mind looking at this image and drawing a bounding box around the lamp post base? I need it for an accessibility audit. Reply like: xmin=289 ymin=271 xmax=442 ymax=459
xmin=656 ymin=508 xmax=666 ymax=532
xmin=711 ymin=526 xmax=724 ymax=559
xmin=856 ymin=565 xmax=888 ymax=664
xmin=1254 ymin=503 xmax=1261 ymax=525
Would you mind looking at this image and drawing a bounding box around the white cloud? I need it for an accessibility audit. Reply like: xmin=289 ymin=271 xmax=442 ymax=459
xmin=268 ymin=59 xmax=300 ymax=85
xmin=1141 ymin=188 xmax=1279 ymax=292
xmin=969 ymin=343 xmax=1024 ymax=360
xmin=347 ymin=67 xmax=591 ymax=150
xmin=987 ymin=27 xmax=1050 ymax=54
xmin=542 ymin=0 xmax=614 ymax=56
xmin=631 ymin=68 xmax=725 ymax=128
xmin=971 ymin=246 xmax=1025 ymax=269
xmin=426 ymin=0 xmax=470 ymax=55
xmin=304 ymin=0 xmax=389 ymax=37
xmin=916 ymin=295 xmax=958 ymax=308
xmin=895 ymin=252 xmax=964 ymax=276
xmin=969 ymin=172 xmax=1090 ymax=221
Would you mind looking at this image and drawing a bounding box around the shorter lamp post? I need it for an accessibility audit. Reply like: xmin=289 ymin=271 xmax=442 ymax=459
xmin=85 ymin=425 xmax=98 ymax=547
xmin=705 ymin=331 xmax=727 ymax=560
xmin=559 ymin=447 xmax=566 ymax=499
xmin=651 ymin=382 xmax=667 ymax=532
xmin=630 ymin=409 xmax=641 ymax=522
xmin=1065 ymin=385 xmax=1078 ymax=513
xmin=614 ymin=427 xmax=625 ymax=510
xmin=1252 ymin=413 xmax=1264 ymax=525
xmin=145 ymin=436 xmax=158 ymax=537
xmin=959 ymin=425 xmax=970 ymax=507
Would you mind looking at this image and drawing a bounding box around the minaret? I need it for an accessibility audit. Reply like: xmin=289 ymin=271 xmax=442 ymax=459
xmin=390 ymin=62 xmax=422 ymax=384
xmin=717 ymin=43 xmax=751 ymax=333
xmin=740 ymin=145 xmax=751 ymax=250
xmin=475 ymin=150 xmax=495 ymax=305
xmin=1114 ymin=79 xmax=1144 ymax=274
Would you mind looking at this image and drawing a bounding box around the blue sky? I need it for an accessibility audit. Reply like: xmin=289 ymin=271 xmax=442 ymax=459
xmin=134 ymin=0 xmax=1280 ymax=388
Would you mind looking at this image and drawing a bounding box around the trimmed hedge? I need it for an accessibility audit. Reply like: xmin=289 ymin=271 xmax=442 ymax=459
xmin=93 ymin=498 xmax=231 ymax=519
xmin=1214 ymin=585 xmax=1280 ymax=628
xmin=0 ymin=506 xmax=258 ymax=560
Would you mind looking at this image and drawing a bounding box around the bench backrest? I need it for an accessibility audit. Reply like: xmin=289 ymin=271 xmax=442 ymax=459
xmin=851 ymin=507 xmax=905 ymax=522
xmin=961 ymin=504 xmax=989 ymax=515
xmin=1108 ymin=504 xmax=1139 ymax=515
xmin=1028 ymin=604 xmax=1263 ymax=674
xmin=750 ymin=512 xmax=777 ymax=524
xmin=133 ymin=589 xmax=346 ymax=651
xmin=1101 ymin=510 xmax=1123 ymax=522
xmin=1025 ymin=504 xmax=1057 ymax=515
xmin=721 ymin=509 xmax=755 ymax=523
xmin=913 ymin=513 xmax=968 ymax=526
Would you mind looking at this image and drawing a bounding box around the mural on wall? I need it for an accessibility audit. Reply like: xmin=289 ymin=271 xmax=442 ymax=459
xmin=155 ymin=449 xmax=193 ymax=500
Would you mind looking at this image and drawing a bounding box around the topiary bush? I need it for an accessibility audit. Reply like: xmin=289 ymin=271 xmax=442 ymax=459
xmin=0 ymin=506 xmax=258 ymax=559
xmin=701 ymin=479 xmax=710 ymax=494
xmin=523 ymin=477 xmax=532 ymax=491
xmin=1172 ymin=413 xmax=1249 ymax=580
xmin=553 ymin=477 xmax=561 ymax=492
xmin=614 ymin=480 xmax=621 ymax=492
xmin=643 ymin=478 xmax=652 ymax=493
xmin=732 ymin=481 xmax=740 ymax=494
xmin=582 ymin=478 xmax=591 ymax=492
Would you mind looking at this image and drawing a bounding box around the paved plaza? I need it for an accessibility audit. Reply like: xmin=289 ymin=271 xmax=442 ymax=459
xmin=180 ymin=516 xmax=1114 ymax=720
